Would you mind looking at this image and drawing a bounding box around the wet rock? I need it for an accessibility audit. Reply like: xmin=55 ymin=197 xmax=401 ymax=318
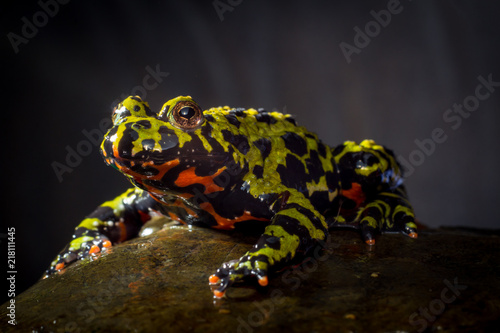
xmin=2 ymin=218 xmax=499 ymax=332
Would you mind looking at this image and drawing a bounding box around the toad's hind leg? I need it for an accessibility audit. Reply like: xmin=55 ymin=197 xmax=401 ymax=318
xmin=357 ymin=186 xmax=418 ymax=245
xmin=332 ymin=140 xmax=418 ymax=245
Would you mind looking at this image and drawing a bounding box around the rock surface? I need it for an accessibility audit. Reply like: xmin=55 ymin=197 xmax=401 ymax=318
xmin=2 ymin=218 xmax=500 ymax=332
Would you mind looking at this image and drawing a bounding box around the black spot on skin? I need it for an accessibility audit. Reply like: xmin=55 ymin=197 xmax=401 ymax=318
xmin=364 ymin=153 xmax=380 ymax=166
xmin=317 ymin=142 xmax=327 ymax=158
xmin=128 ymin=97 xmax=155 ymax=117
xmin=177 ymin=182 xmax=207 ymax=196
xmin=130 ymin=163 xmax=160 ymax=176
xmin=118 ymin=159 xmax=132 ymax=170
xmin=186 ymin=139 xmax=230 ymax=176
xmin=332 ymin=144 xmax=347 ymax=156
xmin=282 ymin=132 xmax=308 ymax=156
xmin=325 ymin=169 xmax=341 ymax=190
xmin=276 ymin=215 xmax=316 ymax=249
xmin=236 ymin=140 xmax=251 ymax=155
xmin=255 ymin=112 xmax=277 ymax=124
xmin=255 ymin=234 xmax=281 ymax=250
xmin=337 ymin=152 xmax=358 ymax=170
xmin=87 ymin=205 xmax=114 ymax=220
xmin=309 ymin=191 xmax=331 ymax=215
xmin=141 ymin=139 xmax=156 ymax=151
xmin=277 ymin=155 xmax=307 ymax=192
xmin=117 ymin=127 xmax=139 ymax=158
xmin=133 ymin=120 xmax=152 ymax=129
xmin=221 ymin=130 xmax=250 ymax=155
xmin=305 ymin=150 xmax=323 ymax=179
xmin=285 ymin=117 xmax=297 ymax=125
xmin=224 ymin=114 xmax=241 ymax=128
xmin=253 ymin=165 xmax=264 ymax=178
xmin=204 ymin=114 xmax=215 ymax=123
xmin=144 ymin=104 xmax=155 ymax=117
xmin=247 ymin=255 xmax=273 ymax=271
xmin=125 ymin=125 xmax=140 ymax=140
xmin=253 ymin=138 xmax=272 ymax=160
xmin=201 ymin=121 xmax=213 ymax=139
xmin=233 ymin=108 xmax=246 ymax=117
xmin=158 ymin=126 xmax=179 ymax=151
xmin=292 ymin=204 xmax=327 ymax=233
xmin=143 ymin=179 xmax=171 ymax=192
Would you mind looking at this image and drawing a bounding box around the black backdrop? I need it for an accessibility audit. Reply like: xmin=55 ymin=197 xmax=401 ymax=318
xmin=3 ymin=0 xmax=500 ymax=303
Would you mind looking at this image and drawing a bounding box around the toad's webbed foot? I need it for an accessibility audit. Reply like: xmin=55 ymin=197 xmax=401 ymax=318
xmin=358 ymin=188 xmax=418 ymax=245
xmin=209 ymin=255 xmax=270 ymax=298
xmin=44 ymin=236 xmax=112 ymax=277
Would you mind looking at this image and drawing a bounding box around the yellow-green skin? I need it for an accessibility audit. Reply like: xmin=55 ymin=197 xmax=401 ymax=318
xmin=46 ymin=96 xmax=417 ymax=297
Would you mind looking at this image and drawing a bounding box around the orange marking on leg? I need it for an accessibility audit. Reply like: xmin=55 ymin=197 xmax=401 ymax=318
xmin=147 ymin=194 xmax=196 ymax=220
xmin=175 ymin=166 xmax=227 ymax=194
xmin=341 ymin=182 xmax=366 ymax=207
xmin=117 ymin=221 xmax=128 ymax=243
xmin=200 ymin=202 xmax=269 ymax=229
xmin=167 ymin=211 xmax=184 ymax=224
xmin=409 ymin=232 xmax=418 ymax=239
xmin=213 ymin=290 xmax=225 ymax=298
xmin=147 ymin=191 xmax=170 ymax=204
xmin=174 ymin=199 xmax=199 ymax=218
xmin=137 ymin=210 xmax=152 ymax=224
xmin=55 ymin=263 xmax=65 ymax=271
xmin=102 ymin=240 xmax=112 ymax=248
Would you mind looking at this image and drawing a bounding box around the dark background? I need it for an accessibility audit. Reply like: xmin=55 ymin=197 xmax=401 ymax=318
xmin=2 ymin=0 xmax=499 ymax=304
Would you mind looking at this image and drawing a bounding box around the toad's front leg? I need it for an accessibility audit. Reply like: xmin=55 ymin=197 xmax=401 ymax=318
xmin=209 ymin=191 xmax=328 ymax=298
xmin=45 ymin=188 xmax=158 ymax=277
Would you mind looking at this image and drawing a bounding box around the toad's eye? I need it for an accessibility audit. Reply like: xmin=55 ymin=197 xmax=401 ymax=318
xmin=169 ymin=101 xmax=204 ymax=130
xmin=179 ymin=106 xmax=196 ymax=120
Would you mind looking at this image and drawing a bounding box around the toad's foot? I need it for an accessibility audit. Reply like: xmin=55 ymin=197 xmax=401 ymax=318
xmin=209 ymin=254 xmax=270 ymax=298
